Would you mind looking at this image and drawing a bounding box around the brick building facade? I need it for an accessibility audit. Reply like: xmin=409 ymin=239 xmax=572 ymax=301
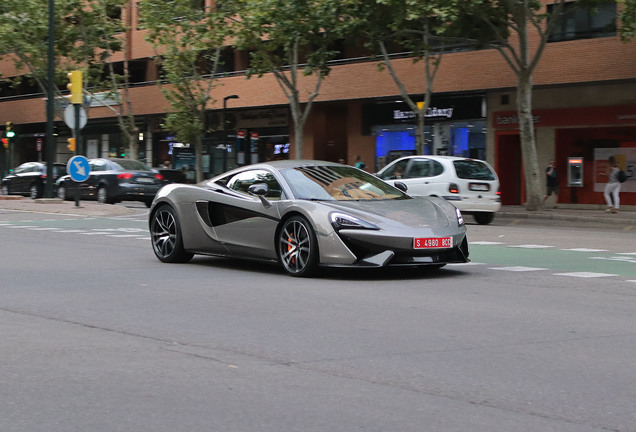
xmin=1 ymin=0 xmax=635 ymax=206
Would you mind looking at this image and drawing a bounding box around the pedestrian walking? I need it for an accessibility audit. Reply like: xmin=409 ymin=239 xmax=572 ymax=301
xmin=543 ymin=159 xmax=559 ymax=209
xmin=354 ymin=155 xmax=366 ymax=170
xmin=602 ymin=155 xmax=621 ymax=213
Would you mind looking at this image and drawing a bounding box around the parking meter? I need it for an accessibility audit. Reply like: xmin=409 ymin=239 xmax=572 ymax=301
xmin=567 ymin=157 xmax=583 ymax=187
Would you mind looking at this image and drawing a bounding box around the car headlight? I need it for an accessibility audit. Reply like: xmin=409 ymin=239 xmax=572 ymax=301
xmin=456 ymin=208 xmax=465 ymax=227
xmin=330 ymin=212 xmax=379 ymax=230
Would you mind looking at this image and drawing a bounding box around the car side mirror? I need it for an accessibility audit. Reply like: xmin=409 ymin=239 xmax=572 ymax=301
xmin=248 ymin=183 xmax=268 ymax=196
xmin=394 ymin=181 xmax=407 ymax=192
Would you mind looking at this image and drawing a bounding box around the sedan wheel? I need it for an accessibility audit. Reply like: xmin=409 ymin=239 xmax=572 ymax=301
xmin=277 ymin=215 xmax=318 ymax=277
xmin=97 ymin=186 xmax=113 ymax=204
xmin=57 ymin=185 xmax=68 ymax=200
xmin=150 ymin=205 xmax=193 ymax=263
xmin=1 ymin=184 xmax=8 ymax=195
xmin=29 ymin=184 xmax=41 ymax=199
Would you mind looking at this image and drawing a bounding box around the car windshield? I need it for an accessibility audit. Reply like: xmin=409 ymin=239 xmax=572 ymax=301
xmin=112 ymin=159 xmax=152 ymax=171
xmin=453 ymin=160 xmax=496 ymax=180
xmin=281 ymin=165 xmax=410 ymax=201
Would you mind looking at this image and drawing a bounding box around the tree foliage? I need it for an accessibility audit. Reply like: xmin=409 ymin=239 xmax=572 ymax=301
xmin=0 ymin=0 xmax=125 ymax=98
xmin=140 ymin=0 xmax=231 ymax=181
xmin=351 ymin=0 xmax=471 ymax=154
xmin=229 ymin=0 xmax=356 ymax=158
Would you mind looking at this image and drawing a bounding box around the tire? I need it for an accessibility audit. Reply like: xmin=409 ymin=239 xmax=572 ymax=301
xmin=473 ymin=212 xmax=495 ymax=225
xmin=97 ymin=185 xmax=114 ymax=204
xmin=1 ymin=184 xmax=8 ymax=196
xmin=29 ymin=183 xmax=41 ymax=199
xmin=57 ymin=184 xmax=69 ymax=200
xmin=150 ymin=204 xmax=193 ymax=263
xmin=277 ymin=215 xmax=319 ymax=277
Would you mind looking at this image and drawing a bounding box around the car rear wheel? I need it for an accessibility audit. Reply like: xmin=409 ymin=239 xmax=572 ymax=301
xmin=277 ymin=215 xmax=318 ymax=277
xmin=473 ymin=212 xmax=494 ymax=225
xmin=150 ymin=204 xmax=193 ymax=263
xmin=97 ymin=186 xmax=114 ymax=204
xmin=29 ymin=183 xmax=41 ymax=199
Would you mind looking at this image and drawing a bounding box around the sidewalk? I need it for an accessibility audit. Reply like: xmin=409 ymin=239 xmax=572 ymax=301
xmin=0 ymin=196 xmax=143 ymax=217
xmin=1 ymin=195 xmax=635 ymax=227
xmin=497 ymin=204 xmax=636 ymax=227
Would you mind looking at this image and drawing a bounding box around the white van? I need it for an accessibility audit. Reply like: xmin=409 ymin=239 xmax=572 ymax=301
xmin=377 ymin=155 xmax=501 ymax=224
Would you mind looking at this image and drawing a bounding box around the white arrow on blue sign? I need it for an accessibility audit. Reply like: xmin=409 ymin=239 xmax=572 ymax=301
xmin=67 ymin=155 xmax=91 ymax=182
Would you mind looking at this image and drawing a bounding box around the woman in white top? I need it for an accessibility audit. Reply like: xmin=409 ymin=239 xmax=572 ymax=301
xmin=603 ymin=156 xmax=621 ymax=213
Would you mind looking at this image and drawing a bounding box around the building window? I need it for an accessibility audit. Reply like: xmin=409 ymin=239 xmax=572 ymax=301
xmin=548 ymin=1 xmax=616 ymax=42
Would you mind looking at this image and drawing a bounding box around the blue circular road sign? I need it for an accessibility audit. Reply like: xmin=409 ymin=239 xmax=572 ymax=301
xmin=67 ymin=155 xmax=90 ymax=182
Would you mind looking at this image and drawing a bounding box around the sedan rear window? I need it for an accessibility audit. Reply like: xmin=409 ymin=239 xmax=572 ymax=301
xmin=453 ymin=160 xmax=495 ymax=180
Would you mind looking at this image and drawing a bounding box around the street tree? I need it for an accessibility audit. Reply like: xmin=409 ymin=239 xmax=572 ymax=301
xmin=352 ymin=0 xmax=469 ymax=155
xmin=0 ymin=0 xmax=125 ymax=122
xmin=619 ymin=0 xmax=636 ymax=40
xmin=465 ymin=0 xmax=605 ymax=211
xmin=140 ymin=0 xmax=231 ymax=182
xmin=0 ymin=0 xmax=146 ymax=158
xmin=229 ymin=0 xmax=355 ymax=159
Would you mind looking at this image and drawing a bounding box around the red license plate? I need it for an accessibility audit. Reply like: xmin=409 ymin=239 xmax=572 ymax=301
xmin=414 ymin=237 xmax=453 ymax=249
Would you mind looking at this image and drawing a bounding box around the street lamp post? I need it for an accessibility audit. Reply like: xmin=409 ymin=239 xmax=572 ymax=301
xmin=223 ymin=95 xmax=239 ymax=172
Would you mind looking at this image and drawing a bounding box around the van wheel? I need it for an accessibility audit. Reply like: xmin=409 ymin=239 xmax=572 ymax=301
xmin=473 ymin=212 xmax=494 ymax=225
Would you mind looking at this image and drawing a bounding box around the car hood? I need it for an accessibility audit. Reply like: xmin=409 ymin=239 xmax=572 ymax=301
xmin=320 ymin=198 xmax=452 ymax=229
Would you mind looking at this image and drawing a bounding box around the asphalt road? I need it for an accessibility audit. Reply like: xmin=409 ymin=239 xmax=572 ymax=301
xmin=1 ymin=208 xmax=635 ymax=432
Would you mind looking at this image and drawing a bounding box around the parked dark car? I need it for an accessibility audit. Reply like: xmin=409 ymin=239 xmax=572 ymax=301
xmin=1 ymin=162 xmax=67 ymax=199
xmin=56 ymin=158 xmax=167 ymax=207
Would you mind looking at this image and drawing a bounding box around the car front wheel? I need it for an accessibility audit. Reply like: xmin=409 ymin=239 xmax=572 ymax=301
xmin=150 ymin=204 xmax=193 ymax=263
xmin=277 ymin=215 xmax=318 ymax=277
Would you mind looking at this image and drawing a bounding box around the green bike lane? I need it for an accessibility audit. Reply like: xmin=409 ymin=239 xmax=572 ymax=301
xmin=469 ymin=243 xmax=636 ymax=280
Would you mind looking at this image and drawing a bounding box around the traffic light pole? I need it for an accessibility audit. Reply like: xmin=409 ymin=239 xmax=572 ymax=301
xmin=73 ymin=103 xmax=82 ymax=207
xmin=45 ymin=0 xmax=55 ymax=198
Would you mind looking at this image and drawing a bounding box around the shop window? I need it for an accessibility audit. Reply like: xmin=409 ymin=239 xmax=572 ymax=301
xmin=548 ymin=1 xmax=616 ymax=42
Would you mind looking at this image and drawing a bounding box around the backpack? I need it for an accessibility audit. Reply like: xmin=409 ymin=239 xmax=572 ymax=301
xmin=617 ymin=170 xmax=627 ymax=183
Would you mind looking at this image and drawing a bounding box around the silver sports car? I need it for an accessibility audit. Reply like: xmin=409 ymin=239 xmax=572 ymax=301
xmin=149 ymin=160 xmax=469 ymax=277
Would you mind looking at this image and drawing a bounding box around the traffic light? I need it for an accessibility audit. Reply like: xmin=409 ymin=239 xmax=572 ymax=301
xmin=67 ymin=70 xmax=83 ymax=104
xmin=1 ymin=138 xmax=8 ymax=149
xmin=5 ymin=121 xmax=15 ymax=139
xmin=67 ymin=137 xmax=76 ymax=152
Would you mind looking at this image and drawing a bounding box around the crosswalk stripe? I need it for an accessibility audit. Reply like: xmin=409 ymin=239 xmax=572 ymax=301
xmin=554 ymin=272 xmax=616 ymax=278
xmin=489 ymin=266 xmax=547 ymax=272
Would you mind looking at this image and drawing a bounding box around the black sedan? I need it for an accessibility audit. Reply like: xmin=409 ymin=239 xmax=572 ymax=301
xmin=1 ymin=162 xmax=67 ymax=199
xmin=56 ymin=158 xmax=167 ymax=206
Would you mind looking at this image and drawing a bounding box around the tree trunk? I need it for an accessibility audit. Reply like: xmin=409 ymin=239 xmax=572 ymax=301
xmin=517 ymin=71 xmax=542 ymax=211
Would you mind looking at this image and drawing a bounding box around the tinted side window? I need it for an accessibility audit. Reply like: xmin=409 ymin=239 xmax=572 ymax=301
xmin=453 ymin=160 xmax=495 ymax=180
xmin=227 ymin=169 xmax=284 ymax=200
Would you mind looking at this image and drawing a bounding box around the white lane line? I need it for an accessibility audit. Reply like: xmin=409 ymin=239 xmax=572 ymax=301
xmin=471 ymin=241 xmax=506 ymax=245
xmin=561 ymin=248 xmax=609 ymax=252
xmin=554 ymin=272 xmax=617 ymax=278
xmin=54 ymin=230 xmax=87 ymax=233
xmin=27 ymin=227 xmax=60 ymax=231
xmin=508 ymin=244 xmax=554 ymax=249
xmin=489 ymin=266 xmax=547 ymax=272
xmin=616 ymin=252 xmax=636 ymax=256
xmin=107 ymin=234 xmax=144 ymax=238
xmin=589 ymin=256 xmax=636 ymax=263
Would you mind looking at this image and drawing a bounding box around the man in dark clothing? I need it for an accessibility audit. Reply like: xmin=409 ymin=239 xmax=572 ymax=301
xmin=543 ymin=159 xmax=559 ymax=209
